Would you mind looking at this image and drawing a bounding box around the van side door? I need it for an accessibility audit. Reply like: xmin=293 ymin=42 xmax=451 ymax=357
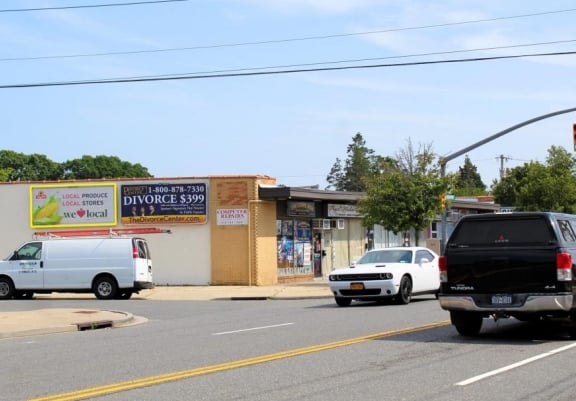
xmin=7 ymin=242 xmax=44 ymax=289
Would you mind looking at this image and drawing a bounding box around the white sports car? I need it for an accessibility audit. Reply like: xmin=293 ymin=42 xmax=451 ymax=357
xmin=328 ymin=246 xmax=440 ymax=306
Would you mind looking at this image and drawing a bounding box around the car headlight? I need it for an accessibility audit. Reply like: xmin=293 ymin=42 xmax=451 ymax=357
xmin=379 ymin=272 xmax=393 ymax=280
xmin=329 ymin=275 xmax=338 ymax=281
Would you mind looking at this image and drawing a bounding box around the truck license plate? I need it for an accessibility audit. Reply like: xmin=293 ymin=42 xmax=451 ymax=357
xmin=491 ymin=295 xmax=512 ymax=305
xmin=350 ymin=283 xmax=364 ymax=290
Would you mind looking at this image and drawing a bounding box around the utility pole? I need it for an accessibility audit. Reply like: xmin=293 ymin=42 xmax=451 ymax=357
xmin=497 ymin=154 xmax=510 ymax=179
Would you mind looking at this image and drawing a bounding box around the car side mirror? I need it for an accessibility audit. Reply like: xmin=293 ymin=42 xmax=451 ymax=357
xmin=419 ymin=258 xmax=429 ymax=264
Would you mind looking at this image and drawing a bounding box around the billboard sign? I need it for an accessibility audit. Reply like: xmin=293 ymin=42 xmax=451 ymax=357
xmin=30 ymin=183 xmax=117 ymax=228
xmin=120 ymin=183 xmax=208 ymax=224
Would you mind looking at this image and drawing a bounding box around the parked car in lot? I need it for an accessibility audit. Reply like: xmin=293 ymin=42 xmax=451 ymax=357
xmin=328 ymin=246 xmax=440 ymax=306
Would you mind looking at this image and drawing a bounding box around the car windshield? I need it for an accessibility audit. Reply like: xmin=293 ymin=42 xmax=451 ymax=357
xmin=357 ymin=250 xmax=413 ymax=264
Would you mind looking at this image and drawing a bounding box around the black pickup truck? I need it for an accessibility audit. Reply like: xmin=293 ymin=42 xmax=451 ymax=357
xmin=438 ymin=212 xmax=576 ymax=337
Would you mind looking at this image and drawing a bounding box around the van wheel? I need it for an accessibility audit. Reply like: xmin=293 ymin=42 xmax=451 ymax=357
xmin=450 ymin=311 xmax=483 ymax=336
xmin=0 ymin=277 xmax=15 ymax=300
xmin=93 ymin=276 xmax=118 ymax=300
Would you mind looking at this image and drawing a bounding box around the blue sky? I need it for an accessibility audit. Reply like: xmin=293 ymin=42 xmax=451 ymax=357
xmin=3 ymin=0 xmax=576 ymax=189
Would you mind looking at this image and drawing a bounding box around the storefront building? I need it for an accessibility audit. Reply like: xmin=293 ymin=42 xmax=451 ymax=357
xmin=258 ymin=185 xmax=365 ymax=283
xmin=0 ymin=176 xmax=365 ymax=286
xmin=0 ymin=176 xmax=499 ymax=286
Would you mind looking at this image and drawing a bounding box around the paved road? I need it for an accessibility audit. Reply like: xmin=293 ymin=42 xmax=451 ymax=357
xmin=3 ymin=296 xmax=576 ymax=401
xmin=0 ymin=282 xmax=333 ymax=338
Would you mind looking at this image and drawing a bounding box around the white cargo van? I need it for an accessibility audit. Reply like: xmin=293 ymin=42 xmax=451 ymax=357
xmin=0 ymin=237 xmax=154 ymax=300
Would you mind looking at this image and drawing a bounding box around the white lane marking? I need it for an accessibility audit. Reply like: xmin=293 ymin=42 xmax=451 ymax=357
xmin=213 ymin=323 xmax=294 ymax=335
xmin=456 ymin=342 xmax=576 ymax=386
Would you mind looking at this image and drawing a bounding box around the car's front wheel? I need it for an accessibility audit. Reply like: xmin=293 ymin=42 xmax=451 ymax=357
xmin=395 ymin=276 xmax=412 ymax=304
xmin=335 ymin=297 xmax=352 ymax=307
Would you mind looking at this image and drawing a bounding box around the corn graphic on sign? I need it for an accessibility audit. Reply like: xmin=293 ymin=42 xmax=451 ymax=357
xmin=30 ymin=183 xmax=117 ymax=228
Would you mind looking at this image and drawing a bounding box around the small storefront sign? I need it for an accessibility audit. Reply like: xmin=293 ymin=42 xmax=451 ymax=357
xmin=216 ymin=208 xmax=248 ymax=225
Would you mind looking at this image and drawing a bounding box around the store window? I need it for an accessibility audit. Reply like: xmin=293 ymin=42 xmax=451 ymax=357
xmin=277 ymin=219 xmax=313 ymax=276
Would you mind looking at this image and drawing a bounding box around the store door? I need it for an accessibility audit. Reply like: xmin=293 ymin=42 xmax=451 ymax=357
xmin=313 ymin=232 xmax=323 ymax=278
xmin=323 ymin=231 xmax=333 ymax=276
xmin=313 ymin=231 xmax=333 ymax=278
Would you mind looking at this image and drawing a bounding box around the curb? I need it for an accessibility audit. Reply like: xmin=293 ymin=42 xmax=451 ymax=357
xmin=0 ymin=310 xmax=136 ymax=339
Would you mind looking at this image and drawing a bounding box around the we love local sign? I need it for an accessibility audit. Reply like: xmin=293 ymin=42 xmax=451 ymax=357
xmin=29 ymin=183 xmax=117 ymax=228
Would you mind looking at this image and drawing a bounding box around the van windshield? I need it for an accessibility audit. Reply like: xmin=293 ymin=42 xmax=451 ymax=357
xmin=449 ymin=217 xmax=556 ymax=246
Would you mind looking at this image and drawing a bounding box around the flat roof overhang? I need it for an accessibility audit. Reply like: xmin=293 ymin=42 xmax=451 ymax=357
xmin=258 ymin=186 xmax=364 ymax=202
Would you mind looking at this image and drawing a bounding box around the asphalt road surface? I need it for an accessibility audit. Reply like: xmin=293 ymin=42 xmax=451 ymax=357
xmin=2 ymin=296 xmax=576 ymax=401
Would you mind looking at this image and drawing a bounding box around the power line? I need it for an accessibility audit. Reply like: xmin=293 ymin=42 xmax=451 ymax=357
xmin=2 ymin=7 xmax=575 ymax=61
xmin=39 ymin=39 xmax=574 ymax=82
xmin=1 ymin=50 xmax=574 ymax=89
xmin=0 ymin=0 xmax=188 ymax=13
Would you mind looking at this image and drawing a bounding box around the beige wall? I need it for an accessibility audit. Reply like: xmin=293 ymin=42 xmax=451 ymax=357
xmin=209 ymin=176 xmax=278 ymax=285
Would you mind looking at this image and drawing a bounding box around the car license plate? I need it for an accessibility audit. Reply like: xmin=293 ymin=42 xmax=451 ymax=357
xmin=491 ymin=295 xmax=512 ymax=305
xmin=350 ymin=283 xmax=364 ymax=290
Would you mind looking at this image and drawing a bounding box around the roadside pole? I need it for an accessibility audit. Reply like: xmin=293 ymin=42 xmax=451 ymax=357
xmin=439 ymin=107 xmax=576 ymax=253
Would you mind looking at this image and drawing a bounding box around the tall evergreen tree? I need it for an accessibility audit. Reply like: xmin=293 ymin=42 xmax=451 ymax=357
xmin=326 ymin=132 xmax=383 ymax=192
xmin=453 ymin=155 xmax=486 ymax=195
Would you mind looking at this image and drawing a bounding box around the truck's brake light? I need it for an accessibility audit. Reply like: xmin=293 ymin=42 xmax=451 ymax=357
xmin=556 ymin=252 xmax=572 ymax=281
xmin=439 ymin=256 xmax=447 ymax=282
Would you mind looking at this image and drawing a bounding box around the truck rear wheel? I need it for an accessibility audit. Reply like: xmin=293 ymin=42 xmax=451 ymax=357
xmin=450 ymin=311 xmax=483 ymax=336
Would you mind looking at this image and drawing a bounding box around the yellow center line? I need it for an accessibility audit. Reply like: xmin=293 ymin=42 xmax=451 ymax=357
xmin=28 ymin=320 xmax=450 ymax=401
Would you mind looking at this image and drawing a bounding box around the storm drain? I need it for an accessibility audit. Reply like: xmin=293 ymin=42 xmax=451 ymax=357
xmin=73 ymin=311 xmax=113 ymax=331
xmin=77 ymin=320 xmax=113 ymax=331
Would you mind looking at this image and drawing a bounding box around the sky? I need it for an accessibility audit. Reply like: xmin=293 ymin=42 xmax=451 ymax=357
xmin=3 ymin=0 xmax=576 ymax=190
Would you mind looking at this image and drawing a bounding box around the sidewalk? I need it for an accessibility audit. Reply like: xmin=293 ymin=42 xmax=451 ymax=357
xmin=0 ymin=282 xmax=333 ymax=339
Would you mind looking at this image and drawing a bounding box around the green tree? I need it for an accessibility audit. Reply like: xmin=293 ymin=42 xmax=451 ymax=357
xmin=0 ymin=150 xmax=63 ymax=181
xmin=492 ymin=146 xmax=576 ymax=212
xmin=0 ymin=168 xmax=12 ymax=181
xmin=360 ymin=139 xmax=448 ymax=245
xmin=326 ymin=133 xmax=385 ymax=191
xmin=453 ymin=155 xmax=486 ymax=195
xmin=62 ymin=155 xmax=152 ymax=179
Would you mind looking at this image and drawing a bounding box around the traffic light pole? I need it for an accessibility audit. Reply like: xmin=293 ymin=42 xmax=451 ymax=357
xmin=439 ymin=106 xmax=576 ymax=253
